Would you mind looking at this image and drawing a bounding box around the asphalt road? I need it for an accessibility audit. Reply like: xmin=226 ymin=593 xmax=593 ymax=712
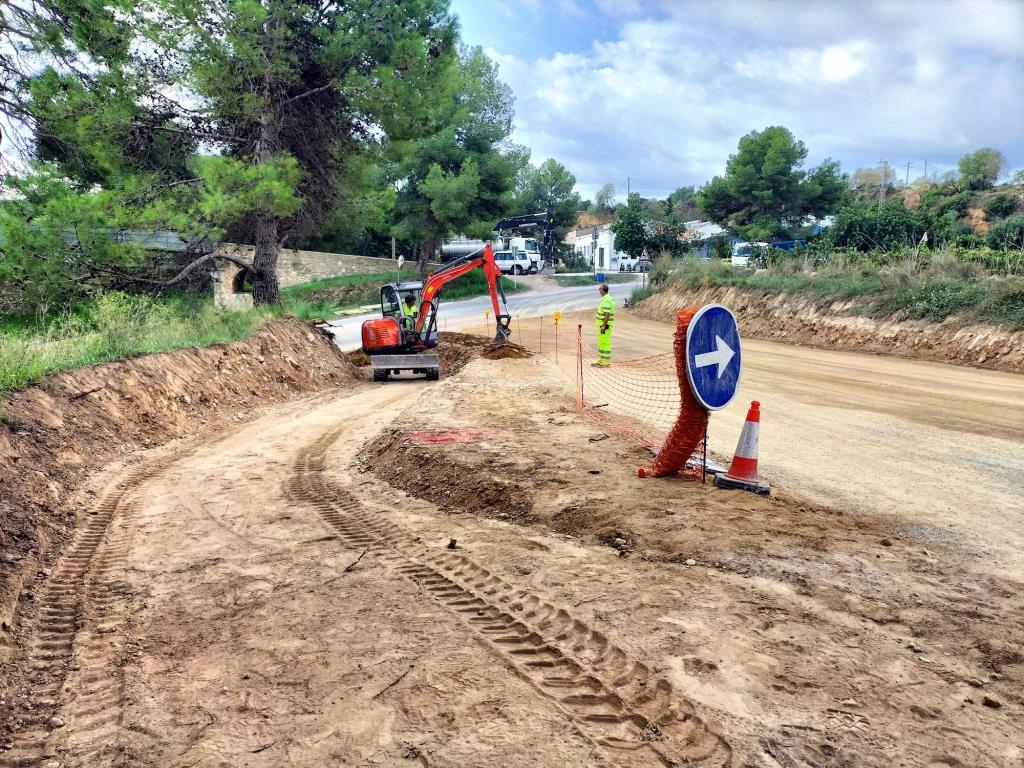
xmin=325 ymin=274 xmax=639 ymax=350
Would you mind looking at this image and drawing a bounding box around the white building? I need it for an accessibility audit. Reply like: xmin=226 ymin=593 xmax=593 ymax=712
xmin=567 ymin=223 xmax=622 ymax=271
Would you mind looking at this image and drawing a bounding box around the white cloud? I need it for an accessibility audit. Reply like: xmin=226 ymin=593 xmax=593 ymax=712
xmin=491 ymin=0 xmax=1024 ymax=198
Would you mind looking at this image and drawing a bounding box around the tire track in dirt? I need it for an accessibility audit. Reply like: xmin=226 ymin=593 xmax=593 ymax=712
xmin=1 ymin=467 xmax=161 ymax=768
xmin=288 ymin=424 xmax=732 ymax=768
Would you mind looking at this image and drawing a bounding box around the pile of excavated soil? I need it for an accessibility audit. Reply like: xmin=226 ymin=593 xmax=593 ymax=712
xmin=346 ymin=334 xmax=531 ymax=377
xmin=364 ymin=426 xmax=535 ymax=522
xmin=636 ymin=284 xmax=1024 ymax=373
xmin=0 ymin=318 xmax=356 ymax=653
xmin=481 ymin=343 xmax=532 ymax=360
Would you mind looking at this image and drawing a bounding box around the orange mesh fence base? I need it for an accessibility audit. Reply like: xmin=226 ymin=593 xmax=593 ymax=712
xmin=575 ymin=313 xmax=708 ymax=476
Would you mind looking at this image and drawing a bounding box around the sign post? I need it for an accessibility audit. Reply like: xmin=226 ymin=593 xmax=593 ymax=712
xmin=685 ymin=304 xmax=742 ymax=411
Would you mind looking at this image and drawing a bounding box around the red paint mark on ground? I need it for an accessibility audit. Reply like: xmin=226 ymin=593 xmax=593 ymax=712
xmin=404 ymin=428 xmax=493 ymax=445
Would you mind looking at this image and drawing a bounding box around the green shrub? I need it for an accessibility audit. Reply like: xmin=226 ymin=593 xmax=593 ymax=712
xmin=629 ymin=286 xmax=654 ymax=305
xmin=986 ymin=214 xmax=1024 ymax=251
xmin=559 ymin=252 xmax=591 ymax=273
xmin=876 ymin=282 xmax=987 ymax=321
xmin=986 ymin=193 xmax=1017 ymax=219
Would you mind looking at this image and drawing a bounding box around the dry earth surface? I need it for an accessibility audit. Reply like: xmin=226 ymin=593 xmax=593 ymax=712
xmin=0 ymin=318 xmax=1021 ymax=768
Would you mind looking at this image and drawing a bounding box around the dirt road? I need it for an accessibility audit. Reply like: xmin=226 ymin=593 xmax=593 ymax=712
xmin=2 ymin=327 xmax=1021 ymax=767
xmin=519 ymin=310 xmax=1024 ymax=576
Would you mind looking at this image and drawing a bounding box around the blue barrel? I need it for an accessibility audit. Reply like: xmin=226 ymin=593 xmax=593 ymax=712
xmin=594 ymin=272 xmax=606 ymax=283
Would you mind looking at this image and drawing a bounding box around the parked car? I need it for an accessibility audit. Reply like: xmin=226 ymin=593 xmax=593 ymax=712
xmin=493 ymin=250 xmax=535 ymax=275
xmin=619 ymin=254 xmax=639 ymax=272
xmin=635 ymin=256 xmax=651 ymax=273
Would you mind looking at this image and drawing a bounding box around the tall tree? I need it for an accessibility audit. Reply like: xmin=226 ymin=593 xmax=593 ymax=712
xmin=4 ymin=0 xmax=457 ymax=307
xmin=610 ymin=193 xmax=649 ymax=258
xmin=594 ymin=183 xmax=616 ymax=213
xmin=957 ymin=148 xmax=1006 ymax=191
xmin=156 ymin=0 xmax=456 ymax=303
xmin=697 ymin=126 xmax=846 ymax=241
xmin=390 ymin=46 xmax=519 ymax=271
xmin=512 ymin=158 xmax=582 ymax=253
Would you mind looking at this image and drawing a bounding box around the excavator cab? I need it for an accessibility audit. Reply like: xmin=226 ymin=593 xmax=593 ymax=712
xmin=380 ymin=281 xmax=438 ymax=347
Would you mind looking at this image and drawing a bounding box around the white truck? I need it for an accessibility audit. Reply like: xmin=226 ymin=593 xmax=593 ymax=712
xmin=507 ymin=236 xmax=543 ymax=272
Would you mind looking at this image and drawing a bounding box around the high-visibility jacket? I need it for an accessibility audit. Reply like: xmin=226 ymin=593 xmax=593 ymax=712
xmin=402 ymin=301 xmax=418 ymax=321
xmin=596 ymin=294 xmax=615 ymax=329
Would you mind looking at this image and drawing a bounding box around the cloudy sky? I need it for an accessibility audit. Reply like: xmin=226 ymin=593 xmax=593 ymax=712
xmin=451 ymin=0 xmax=1024 ymax=200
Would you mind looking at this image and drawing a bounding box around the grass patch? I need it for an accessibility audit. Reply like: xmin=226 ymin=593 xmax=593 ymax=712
xmin=628 ymin=286 xmax=655 ymax=305
xmin=436 ymin=269 xmax=525 ymax=301
xmin=1 ymin=292 xmax=267 ymax=399
xmin=280 ymin=268 xmax=526 ymax=320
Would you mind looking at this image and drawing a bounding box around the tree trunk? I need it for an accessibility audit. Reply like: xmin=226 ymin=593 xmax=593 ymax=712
xmin=251 ymin=210 xmax=281 ymax=305
xmin=251 ymin=101 xmax=282 ymax=306
xmin=418 ymin=235 xmax=436 ymax=275
xmin=418 ymin=212 xmax=439 ymax=274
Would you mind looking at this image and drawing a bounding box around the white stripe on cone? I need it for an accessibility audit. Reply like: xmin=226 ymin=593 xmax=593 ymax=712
xmin=734 ymin=421 xmax=759 ymax=459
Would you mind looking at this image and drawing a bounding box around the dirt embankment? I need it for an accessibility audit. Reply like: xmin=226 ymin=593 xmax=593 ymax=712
xmin=635 ymin=285 xmax=1024 ymax=373
xmin=0 ymin=318 xmax=356 ymax=653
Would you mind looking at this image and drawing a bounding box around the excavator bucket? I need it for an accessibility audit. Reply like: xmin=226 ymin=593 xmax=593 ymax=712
xmin=492 ymin=314 xmax=512 ymax=346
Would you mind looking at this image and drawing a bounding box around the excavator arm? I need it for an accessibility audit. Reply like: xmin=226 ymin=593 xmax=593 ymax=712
xmin=414 ymin=243 xmax=511 ymax=345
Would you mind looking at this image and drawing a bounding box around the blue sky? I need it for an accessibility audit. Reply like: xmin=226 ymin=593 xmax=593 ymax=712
xmin=450 ymin=0 xmax=1024 ymax=200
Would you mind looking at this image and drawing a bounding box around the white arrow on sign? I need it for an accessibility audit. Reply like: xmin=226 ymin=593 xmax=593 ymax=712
xmin=694 ymin=335 xmax=735 ymax=379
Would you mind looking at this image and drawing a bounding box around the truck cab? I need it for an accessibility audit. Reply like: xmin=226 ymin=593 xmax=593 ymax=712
xmin=730 ymin=241 xmax=767 ymax=268
xmin=507 ymin=236 xmax=543 ymax=272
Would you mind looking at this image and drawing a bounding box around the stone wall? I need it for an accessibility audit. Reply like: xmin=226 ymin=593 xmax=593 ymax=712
xmin=214 ymin=243 xmax=406 ymax=288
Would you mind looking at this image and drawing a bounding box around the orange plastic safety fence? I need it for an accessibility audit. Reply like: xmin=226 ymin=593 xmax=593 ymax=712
xmin=650 ymin=308 xmax=709 ymax=477
xmin=574 ymin=316 xmax=708 ymax=476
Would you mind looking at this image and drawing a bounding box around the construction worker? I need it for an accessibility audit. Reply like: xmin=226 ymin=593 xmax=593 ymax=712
xmin=401 ymin=293 xmax=418 ymax=330
xmin=594 ymin=283 xmax=615 ymax=366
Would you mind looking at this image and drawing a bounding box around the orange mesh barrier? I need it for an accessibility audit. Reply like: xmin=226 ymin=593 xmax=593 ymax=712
xmin=575 ymin=313 xmax=708 ymax=476
xmin=651 ymin=308 xmax=709 ymax=477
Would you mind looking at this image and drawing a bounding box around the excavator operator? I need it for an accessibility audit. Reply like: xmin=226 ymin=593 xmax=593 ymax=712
xmin=401 ymin=293 xmax=418 ymax=330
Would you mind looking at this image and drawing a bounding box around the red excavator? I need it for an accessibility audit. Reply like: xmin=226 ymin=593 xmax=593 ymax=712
xmin=360 ymin=243 xmax=511 ymax=382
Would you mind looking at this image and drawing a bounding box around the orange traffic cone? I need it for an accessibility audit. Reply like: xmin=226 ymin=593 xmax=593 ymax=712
xmin=716 ymin=401 xmax=770 ymax=495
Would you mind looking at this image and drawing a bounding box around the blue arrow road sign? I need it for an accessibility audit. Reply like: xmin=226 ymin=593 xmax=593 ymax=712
xmin=685 ymin=304 xmax=741 ymax=411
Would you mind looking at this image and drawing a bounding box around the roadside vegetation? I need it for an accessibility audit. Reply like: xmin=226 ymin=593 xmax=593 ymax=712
xmin=0 ymin=265 xmax=532 ymax=402
xmin=634 ymin=247 xmax=1024 ymax=330
xmin=0 ymin=293 xmax=266 ymax=401
xmin=282 ymin=270 xmax=526 ymax=322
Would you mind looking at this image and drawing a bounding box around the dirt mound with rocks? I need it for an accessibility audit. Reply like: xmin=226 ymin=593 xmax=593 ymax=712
xmin=636 ymin=284 xmax=1024 ymax=373
xmin=349 ymin=332 xmax=533 ymax=378
xmin=0 ymin=318 xmax=356 ymax=654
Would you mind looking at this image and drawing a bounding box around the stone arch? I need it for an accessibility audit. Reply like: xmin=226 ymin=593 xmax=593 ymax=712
xmin=212 ymin=259 xmax=254 ymax=310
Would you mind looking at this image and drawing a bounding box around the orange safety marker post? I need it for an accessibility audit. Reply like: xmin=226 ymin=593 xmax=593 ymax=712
xmin=539 ymin=316 xmax=543 ymax=353
xmin=553 ymin=311 xmax=561 ymax=362
xmin=715 ymin=401 xmax=770 ymax=495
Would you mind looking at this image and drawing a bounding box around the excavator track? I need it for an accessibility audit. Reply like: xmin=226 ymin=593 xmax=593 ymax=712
xmin=287 ymin=423 xmax=733 ymax=768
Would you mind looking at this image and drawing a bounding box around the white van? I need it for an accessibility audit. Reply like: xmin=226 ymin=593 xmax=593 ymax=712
xmin=493 ymin=250 xmax=535 ymax=275
xmin=507 ymin=236 xmax=543 ymax=272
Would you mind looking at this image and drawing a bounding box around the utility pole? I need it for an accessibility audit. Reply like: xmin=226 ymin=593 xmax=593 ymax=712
xmin=905 ymin=161 xmax=913 ymax=186
xmin=878 ymin=159 xmax=888 ymax=210
xmin=923 ymin=158 xmax=928 ymax=180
